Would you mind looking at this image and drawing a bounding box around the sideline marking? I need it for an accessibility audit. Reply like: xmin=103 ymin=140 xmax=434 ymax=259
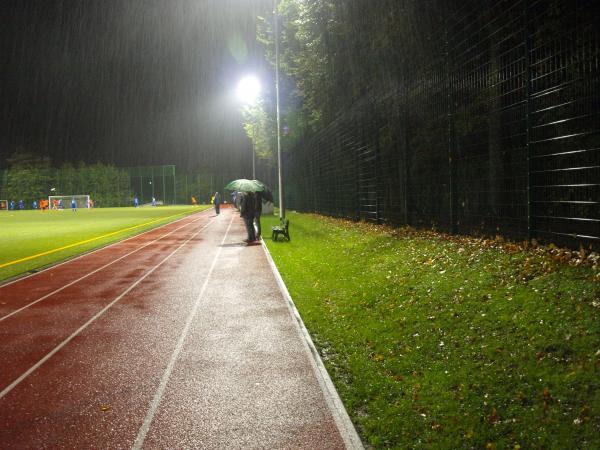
xmin=0 ymin=209 xmax=199 ymax=270
xmin=0 ymin=209 xmax=210 ymax=288
xmin=0 ymin=216 xmax=214 ymax=402
xmin=0 ymin=215 xmax=210 ymax=322
xmin=132 ymin=215 xmax=234 ymax=450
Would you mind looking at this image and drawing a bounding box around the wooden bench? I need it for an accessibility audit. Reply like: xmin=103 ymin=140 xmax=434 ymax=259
xmin=271 ymin=218 xmax=290 ymax=241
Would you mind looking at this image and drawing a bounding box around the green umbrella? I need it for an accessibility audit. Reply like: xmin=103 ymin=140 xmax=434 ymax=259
xmin=224 ymin=178 xmax=268 ymax=193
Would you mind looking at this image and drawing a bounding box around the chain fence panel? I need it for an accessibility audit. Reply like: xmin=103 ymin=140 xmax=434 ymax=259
xmin=286 ymin=0 xmax=599 ymax=250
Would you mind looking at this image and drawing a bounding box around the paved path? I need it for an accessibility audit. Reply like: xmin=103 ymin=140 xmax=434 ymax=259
xmin=0 ymin=207 xmax=362 ymax=449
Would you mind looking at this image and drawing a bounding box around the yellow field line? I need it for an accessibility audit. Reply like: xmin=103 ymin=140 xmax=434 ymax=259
xmin=0 ymin=210 xmax=196 ymax=270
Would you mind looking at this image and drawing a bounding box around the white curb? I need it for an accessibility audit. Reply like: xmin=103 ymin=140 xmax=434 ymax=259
xmin=261 ymin=239 xmax=365 ymax=450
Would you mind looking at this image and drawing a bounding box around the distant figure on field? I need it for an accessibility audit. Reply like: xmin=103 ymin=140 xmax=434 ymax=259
xmin=9 ymin=200 xmax=15 ymax=210
xmin=40 ymin=199 xmax=49 ymax=211
xmin=32 ymin=200 xmax=38 ymax=209
xmin=71 ymin=197 xmax=77 ymax=212
xmin=58 ymin=199 xmax=63 ymax=209
xmin=152 ymin=197 xmax=156 ymax=207
xmin=240 ymin=192 xmax=256 ymax=243
xmin=18 ymin=199 xmax=25 ymax=210
xmin=134 ymin=196 xmax=139 ymax=207
xmin=213 ymin=192 xmax=220 ymax=215
xmin=191 ymin=196 xmax=198 ymax=206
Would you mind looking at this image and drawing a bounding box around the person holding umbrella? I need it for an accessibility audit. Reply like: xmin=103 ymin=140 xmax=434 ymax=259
xmin=224 ymin=179 xmax=273 ymax=244
xmin=253 ymin=189 xmax=272 ymax=240
xmin=240 ymin=192 xmax=256 ymax=243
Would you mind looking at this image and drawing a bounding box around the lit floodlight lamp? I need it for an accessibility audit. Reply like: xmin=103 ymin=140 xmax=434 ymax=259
xmin=236 ymin=75 xmax=261 ymax=104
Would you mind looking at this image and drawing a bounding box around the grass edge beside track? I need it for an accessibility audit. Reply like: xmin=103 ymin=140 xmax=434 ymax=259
xmin=0 ymin=206 xmax=210 ymax=283
xmin=262 ymin=211 xmax=599 ymax=449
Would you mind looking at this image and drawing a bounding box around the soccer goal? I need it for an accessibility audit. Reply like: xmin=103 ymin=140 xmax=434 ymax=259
xmin=0 ymin=200 xmax=7 ymax=211
xmin=49 ymin=195 xmax=90 ymax=209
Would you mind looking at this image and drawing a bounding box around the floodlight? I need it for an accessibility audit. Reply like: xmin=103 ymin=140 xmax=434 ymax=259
xmin=236 ymin=75 xmax=261 ymax=104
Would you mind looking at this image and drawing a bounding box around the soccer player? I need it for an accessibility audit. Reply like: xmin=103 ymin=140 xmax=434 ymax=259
xmin=32 ymin=200 xmax=38 ymax=209
xmin=18 ymin=199 xmax=24 ymax=210
xmin=9 ymin=200 xmax=15 ymax=210
xmin=134 ymin=196 xmax=139 ymax=207
xmin=71 ymin=197 xmax=77 ymax=212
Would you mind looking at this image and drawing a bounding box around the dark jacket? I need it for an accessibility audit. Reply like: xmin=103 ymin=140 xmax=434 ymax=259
xmin=240 ymin=192 xmax=255 ymax=219
xmin=254 ymin=192 xmax=263 ymax=215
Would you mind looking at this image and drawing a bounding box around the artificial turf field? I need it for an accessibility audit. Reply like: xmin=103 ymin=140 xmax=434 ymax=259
xmin=0 ymin=205 xmax=209 ymax=282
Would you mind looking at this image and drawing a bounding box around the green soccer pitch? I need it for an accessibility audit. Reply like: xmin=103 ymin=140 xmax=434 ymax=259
xmin=0 ymin=205 xmax=210 ymax=282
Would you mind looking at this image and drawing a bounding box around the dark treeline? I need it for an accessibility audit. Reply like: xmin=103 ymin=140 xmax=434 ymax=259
xmin=1 ymin=151 xmax=130 ymax=207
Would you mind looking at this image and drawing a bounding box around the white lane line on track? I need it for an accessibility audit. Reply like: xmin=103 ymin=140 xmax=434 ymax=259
xmin=0 ymin=217 xmax=217 ymax=402
xmin=0 ymin=215 xmax=210 ymax=323
xmin=0 ymin=209 xmax=211 ymax=289
xmin=132 ymin=215 xmax=234 ymax=450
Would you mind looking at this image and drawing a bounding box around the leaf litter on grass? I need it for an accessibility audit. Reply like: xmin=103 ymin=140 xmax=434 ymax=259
xmin=264 ymin=213 xmax=599 ymax=449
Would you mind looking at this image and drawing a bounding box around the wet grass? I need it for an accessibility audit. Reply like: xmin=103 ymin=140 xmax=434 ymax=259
xmin=0 ymin=205 xmax=209 ymax=282
xmin=263 ymin=212 xmax=600 ymax=449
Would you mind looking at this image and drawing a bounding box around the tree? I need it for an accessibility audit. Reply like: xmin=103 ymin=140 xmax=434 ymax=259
xmin=4 ymin=150 xmax=54 ymax=203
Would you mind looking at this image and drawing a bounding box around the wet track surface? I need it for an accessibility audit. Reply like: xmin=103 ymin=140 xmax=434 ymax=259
xmin=0 ymin=208 xmax=360 ymax=449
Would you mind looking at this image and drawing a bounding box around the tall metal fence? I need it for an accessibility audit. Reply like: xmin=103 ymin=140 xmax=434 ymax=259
xmin=127 ymin=165 xmax=176 ymax=205
xmin=286 ymin=0 xmax=599 ymax=250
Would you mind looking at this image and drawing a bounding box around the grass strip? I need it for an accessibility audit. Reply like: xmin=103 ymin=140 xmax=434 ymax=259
xmin=263 ymin=212 xmax=599 ymax=449
xmin=0 ymin=206 xmax=209 ymax=282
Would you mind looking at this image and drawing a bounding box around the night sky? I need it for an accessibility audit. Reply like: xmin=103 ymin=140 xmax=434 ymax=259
xmin=1 ymin=0 xmax=273 ymax=173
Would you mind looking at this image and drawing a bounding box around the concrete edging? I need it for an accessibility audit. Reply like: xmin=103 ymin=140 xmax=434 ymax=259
xmin=261 ymin=239 xmax=365 ymax=450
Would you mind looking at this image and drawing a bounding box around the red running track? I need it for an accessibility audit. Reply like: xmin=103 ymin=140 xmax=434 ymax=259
xmin=0 ymin=208 xmax=357 ymax=449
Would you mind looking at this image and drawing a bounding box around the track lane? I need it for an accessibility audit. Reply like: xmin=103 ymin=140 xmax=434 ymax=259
xmin=0 ymin=211 xmax=231 ymax=448
xmin=0 ymin=213 xmax=214 ymax=391
xmin=140 ymin=218 xmax=346 ymax=449
xmin=0 ymin=210 xmax=210 ymax=315
xmin=0 ymin=207 xmax=352 ymax=449
xmin=0 ymin=213 xmax=210 ymax=323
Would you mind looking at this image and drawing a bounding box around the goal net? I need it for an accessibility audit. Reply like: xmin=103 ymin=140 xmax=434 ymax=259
xmin=49 ymin=195 xmax=90 ymax=209
xmin=0 ymin=200 xmax=7 ymax=210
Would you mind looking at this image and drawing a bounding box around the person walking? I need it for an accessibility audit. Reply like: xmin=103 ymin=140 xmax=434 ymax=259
xmin=240 ymin=192 xmax=256 ymax=243
xmin=213 ymin=191 xmax=221 ymax=215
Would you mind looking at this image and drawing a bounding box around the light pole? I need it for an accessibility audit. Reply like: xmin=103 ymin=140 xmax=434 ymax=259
xmin=274 ymin=0 xmax=284 ymax=219
xmin=252 ymin=125 xmax=256 ymax=179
